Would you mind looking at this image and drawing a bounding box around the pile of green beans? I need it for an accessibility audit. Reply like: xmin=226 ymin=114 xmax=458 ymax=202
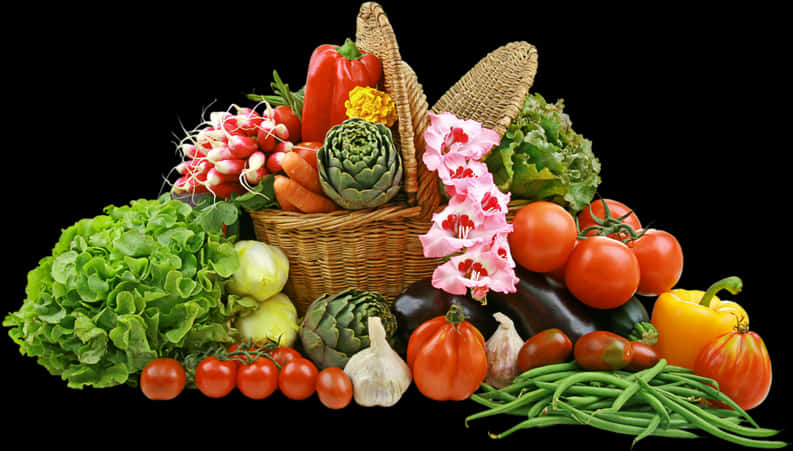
xmin=466 ymin=359 xmax=787 ymax=448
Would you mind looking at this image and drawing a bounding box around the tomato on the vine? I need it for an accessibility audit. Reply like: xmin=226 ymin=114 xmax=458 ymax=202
xmin=279 ymin=358 xmax=318 ymax=400
xmin=628 ymin=228 xmax=684 ymax=295
xmin=316 ymin=367 xmax=353 ymax=409
xmin=195 ymin=356 xmax=237 ymax=399
xmin=140 ymin=358 xmax=186 ymax=401
xmin=577 ymin=199 xmax=641 ymax=241
xmin=565 ymin=236 xmax=640 ymax=309
xmin=509 ymin=201 xmax=578 ymax=273
xmin=237 ymin=356 xmax=279 ymax=400
xmin=271 ymin=346 xmax=302 ymax=369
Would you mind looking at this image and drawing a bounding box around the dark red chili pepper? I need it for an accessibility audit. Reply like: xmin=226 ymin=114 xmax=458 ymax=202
xmin=300 ymin=38 xmax=382 ymax=142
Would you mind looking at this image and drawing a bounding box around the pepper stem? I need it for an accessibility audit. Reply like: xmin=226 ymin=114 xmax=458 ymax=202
xmin=698 ymin=276 xmax=743 ymax=307
xmin=336 ymin=38 xmax=364 ymax=60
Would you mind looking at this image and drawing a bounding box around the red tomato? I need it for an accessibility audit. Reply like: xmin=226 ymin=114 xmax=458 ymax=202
xmin=237 ymin=356 xmax=279 ymax=400
xmin=407 ymin=306 xmax=488 ymax=401
xmin=624 ymin=341 xmax=660 ymax=372
xmin=628 ymin=229 xmax=684 ymax=296
xmin=517 ymin=328 xmax=573 ymax=372
xmin=509 ymin=201 xmax=578 ymax=273
xmin=577 ymin=199 xmax=641 ymax=241
xmin=574 ymin=331 xmax=634 ymax=370
xmin=565 ymin=236 xmax=640 ymax=309
xmin=195 ymin=356 xmax=237 ymax=399
xmin=270 ymin=346 xmax=302 ymax=369
xmin=279 ymin=358 xmax=319 ymax=400
xmin=140 ymin=358 xmax=186 ymax=401
xmin=273 ymin=105 xmax=301 ymax=142
xmin=316 ymin=367 xmax=354 ymax=410
xmin=694 ymin=328 xmax=772 ymax=410
xmin=293 ymin=141 xmax=321 ymax=171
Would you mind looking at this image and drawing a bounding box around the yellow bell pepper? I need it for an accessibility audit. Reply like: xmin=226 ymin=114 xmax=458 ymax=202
xmin=650 ymin=276 xmax=748 ymax=370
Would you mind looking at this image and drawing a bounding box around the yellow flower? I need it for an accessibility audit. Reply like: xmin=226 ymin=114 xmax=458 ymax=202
xmin=345 ymin=86 xmax=398 ymax=127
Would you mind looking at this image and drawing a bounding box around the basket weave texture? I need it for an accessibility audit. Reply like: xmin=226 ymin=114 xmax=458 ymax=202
xmin=248 ymin=2 xmax=538 ymax=315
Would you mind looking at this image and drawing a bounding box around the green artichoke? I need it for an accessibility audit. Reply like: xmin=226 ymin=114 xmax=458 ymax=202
xmin=317 ymin=117 xmax=403 ymax=210
xmin=299 ymin=288 xmax=397 ymax=370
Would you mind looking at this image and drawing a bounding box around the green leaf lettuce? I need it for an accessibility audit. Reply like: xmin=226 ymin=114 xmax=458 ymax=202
xmin=485 ymin=93 xmax=601 ymax=214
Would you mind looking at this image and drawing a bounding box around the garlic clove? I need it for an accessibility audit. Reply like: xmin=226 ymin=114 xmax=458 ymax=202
xmin=485 ymin=312 xmax=525 ymax=388
xmin=343 ymin=316 xmax=412 ymax=407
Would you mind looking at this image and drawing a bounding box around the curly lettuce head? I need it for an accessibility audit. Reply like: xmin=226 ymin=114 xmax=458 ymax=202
xmin=3 ymin=195 xmax=251 ymax=389
xmin=485 ymin=93 xmax=601 ymax=214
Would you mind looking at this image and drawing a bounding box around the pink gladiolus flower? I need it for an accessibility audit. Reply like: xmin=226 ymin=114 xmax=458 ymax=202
xmin=436 ymin=152 xmax=491 ymax=198
xmin=423 ymin=112 xmax=501 ymax=171
xmin=466 ymin=172 xmax=512 ymax=217
xmin=431 ymin=242 xmax=519 ymax=301
xmin=419 ymin=196 xmax=512 ymax=258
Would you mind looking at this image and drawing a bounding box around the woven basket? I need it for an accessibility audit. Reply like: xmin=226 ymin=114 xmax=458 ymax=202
xmin=248 ymin=2 xmax=538 ymax=314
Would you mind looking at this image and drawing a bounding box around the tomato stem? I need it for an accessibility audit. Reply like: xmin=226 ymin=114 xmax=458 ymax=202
xmin=577 ymin=198 xmax=645 ymax=243
xmin=698 ymin=276 xmax=743 ymax=307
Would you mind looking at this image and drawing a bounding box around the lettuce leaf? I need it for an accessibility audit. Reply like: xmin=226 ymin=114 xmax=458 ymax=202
xmin=4 ymin=194 xmax=250 ymax=389
xmin=485 ymin=93 xmax=601 ymax=214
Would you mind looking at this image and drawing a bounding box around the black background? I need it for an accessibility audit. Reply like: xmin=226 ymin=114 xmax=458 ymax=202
xmin=4 ymin=1 xmax=790 ymax=449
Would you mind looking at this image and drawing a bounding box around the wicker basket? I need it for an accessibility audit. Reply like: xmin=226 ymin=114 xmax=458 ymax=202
xmin=247 ymin=2 xmax=538 ymax=314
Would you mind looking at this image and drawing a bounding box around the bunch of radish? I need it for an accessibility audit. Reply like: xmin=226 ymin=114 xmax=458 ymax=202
xmin=172 ymin=103 xmax=301 ymax=199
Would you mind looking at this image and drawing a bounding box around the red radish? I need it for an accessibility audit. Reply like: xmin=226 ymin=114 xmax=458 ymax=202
xmin=176 ymin=159 xmax=211 ymax=176
xmin=275 ymin=141 xmax=294 ymax=153
xmin=248 ymin=151 xmax=266 ymax=171
xmin=273 ymin=123 xmax=290 ymax=142
xmin=181 ymin=143 xmax=205 ymax=159
xmin=207 ymin=167 xmax=241 ymax=186
xmin=197 ymin=127 xmax=227 ymax=152
xmin=243 ymin=166 xmax=268 ymax=185
xmin=173 ymin=175 xmax=209 ymax=194
xmin=214 ymin=159 xmax=246 ymax=175
xmin=210 ymin=111 xmax=233 ymax=129
xmin=234 ymin=108 xmax=263 ymax=136
xmin=207 ymin=181 xmax=246 ymax=198
xmin=273 ymin=105 xmax=301 ymax=142
xmin=266 ymin=151 xmax=287 ymax=173
xmin=227 ymin=134 xmax=258 ymax=158
xmin=257 ymin=120 xmax=277 ymax=152
xmin=206 ymin=145 xmax=234 ymax=163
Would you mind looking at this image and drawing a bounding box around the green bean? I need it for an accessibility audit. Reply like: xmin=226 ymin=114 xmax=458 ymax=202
xmin=637 ymin=379 xmax=788 ymax=449
xmin=553 ymin=400 xmax=699 ymax=440
xmin=513 ymin=361 xmax=580 ymax=381
xmin=465 ymin=387 xmax=551 ymax=425
xmin=526 ymin=394 xmax=552 ymax=418
xmin=551 ymin=371 xmax=632 ymax=406
xmin=534 ymin=380 xmax=624 ymax=398
xmin=488 ymin=415 xmax=580 ymax=439
xmin=632 ymin=414 xmax=661 ymax=447
xmin=594 ymin=411 xmax=691 ymax=429
xmin=468 ymin=394 xmax=531 ymax=418
xmin=605 ymin=358 xmax=667 ymax=413
xmin=655 ymin=371 xmax=759 ymax=428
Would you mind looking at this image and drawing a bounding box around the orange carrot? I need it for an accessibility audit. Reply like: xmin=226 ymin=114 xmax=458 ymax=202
xmin=281 ymin=151 xmax=323 ymax=194
xmin=273 ymin=175 xmax=338 ymax=213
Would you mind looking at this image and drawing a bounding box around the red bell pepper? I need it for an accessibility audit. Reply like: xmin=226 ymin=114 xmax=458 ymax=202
xmin=300 ymin=38 xmax=382 ymax=142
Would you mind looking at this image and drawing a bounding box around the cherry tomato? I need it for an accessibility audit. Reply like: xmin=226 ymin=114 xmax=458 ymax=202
xmin=574 ymin=330 xmax=634 ymax=370
xmin=628 ymin=229 xmax=684 ymax=296
xmin=278 ymin=358 xmax=318 ymax=400
xmin=140 ymin=358 xmax=186 ymax=401
xmin=565 ymin=236 xmax=640 ymax=309
xmin=273 ymin=105 xmax=301 ymax=142
xmin=195 ymin=356 xmax=237 ymax=398
xmin=316 ymin=367 xmax=354 ymax=409
xmin=270 ymin=346 xmax=302 ymax=369
xmin=517 ymin=328 xmax=573 ymax=372
xmin=695 ymin=328 xmax=772 ymax=410
xmin=624 ymin=341 xmax=660 ymax=372
xmin=226 ymin=342 xmax=262 ymax=367
xmin=509 ymin=201 xmax=578 ymax=273
xmin=237 ymin=356 xmax=279 ymax=400
xmin=578 ymin=199 xmax=641 ymax=241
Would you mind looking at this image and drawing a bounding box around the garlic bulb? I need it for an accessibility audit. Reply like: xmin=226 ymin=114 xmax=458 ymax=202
xmin=343 ymin=315 xmax=412 ymax=407
xmin=485 ymin=312 xmax=525 ymax=388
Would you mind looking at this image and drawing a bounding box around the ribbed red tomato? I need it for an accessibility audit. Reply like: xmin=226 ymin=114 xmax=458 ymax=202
xmin=694 ymin=327 xmax=772 ymax=410
xmin=407 ymin=306 xmax=487 ymax=401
